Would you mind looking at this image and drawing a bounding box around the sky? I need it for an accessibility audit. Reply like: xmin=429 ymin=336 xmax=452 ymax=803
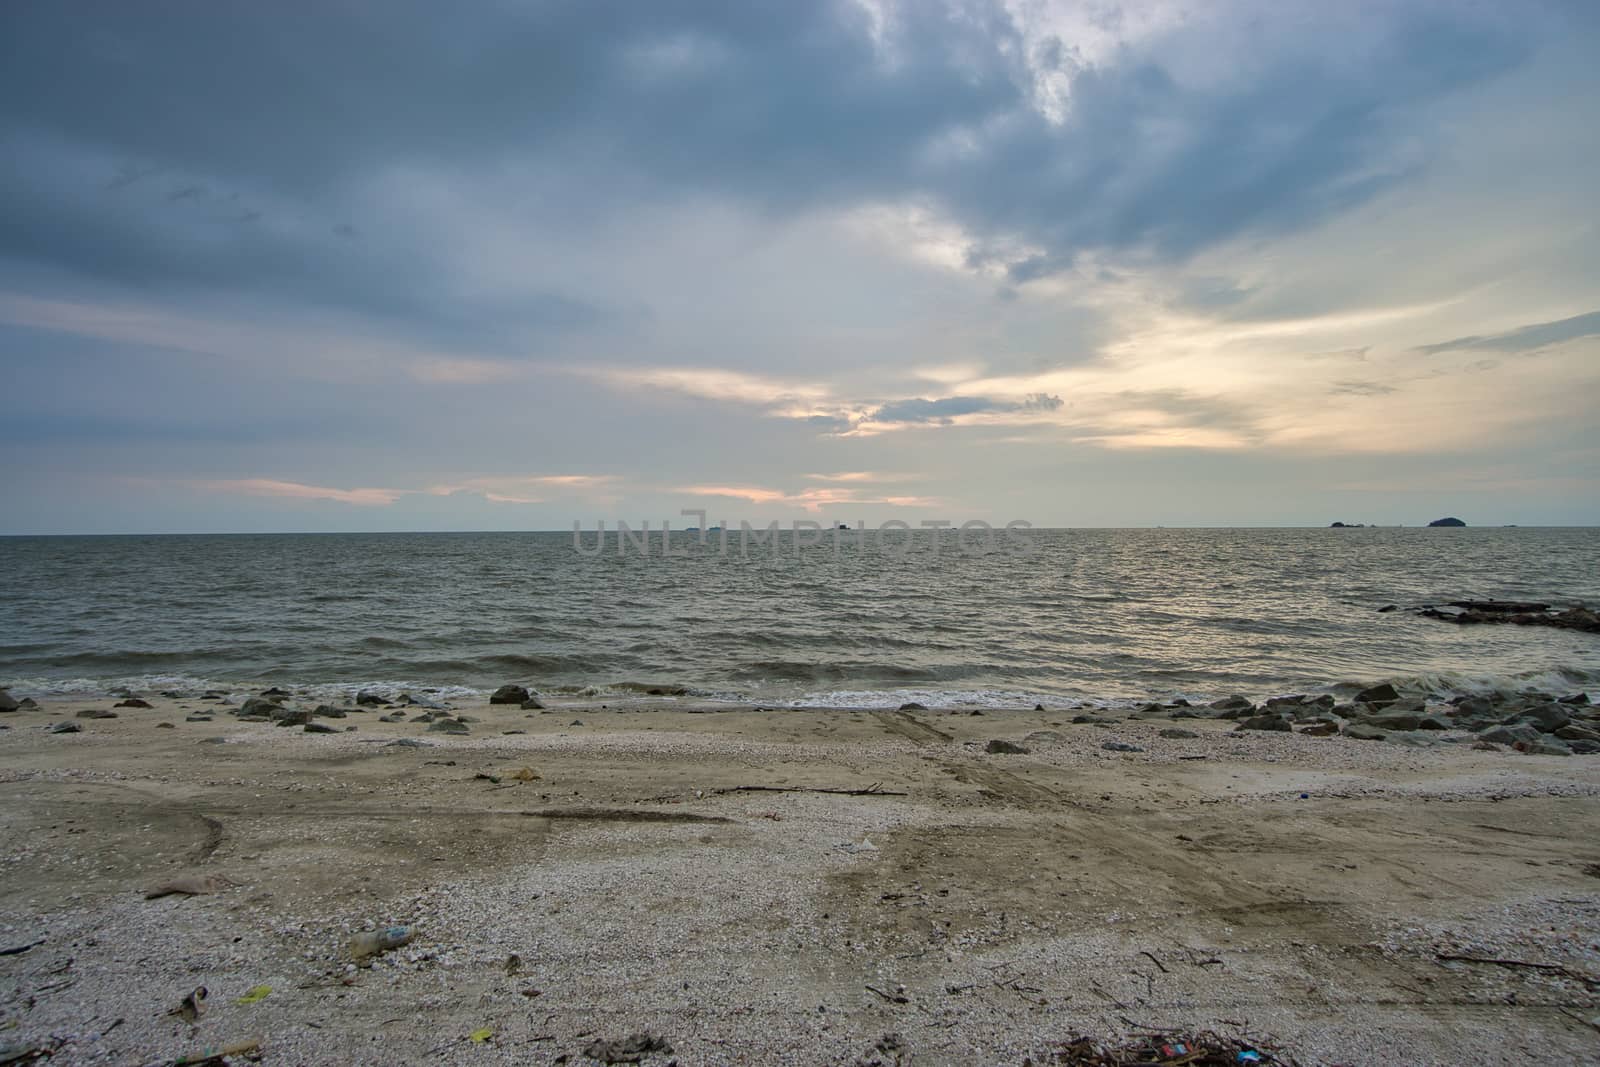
xmin=2 ymin=0 xmax=1597 ymax=534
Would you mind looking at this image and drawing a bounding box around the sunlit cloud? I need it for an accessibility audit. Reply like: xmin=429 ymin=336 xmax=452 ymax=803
xmin=188 ymin=479 xmax=406 ymax=506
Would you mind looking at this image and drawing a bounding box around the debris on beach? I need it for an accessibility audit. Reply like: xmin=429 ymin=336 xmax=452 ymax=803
xmin=1042 ymin=1030 xmax=1297 ymax=1065
xmin=347 ymin=925 xmax=414 ymax=961
xmin=145 ymin=873 xmax=237 ymax=899
xmin=581 ymin=1032 xmax=673 ymax=1064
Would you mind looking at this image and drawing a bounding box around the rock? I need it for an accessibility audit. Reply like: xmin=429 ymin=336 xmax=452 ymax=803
xmin=1515 ymin=739 xmax=1571 ymax=756
xmin=1416 ymin=715 xmax=1452 ymax=731
xmin=377 ymin=713 xmax=404 ymax=723
xmin=386 ymin=738 xmax=432 ymax=748
xmin=898 ymin=702 xmax=928 ymax=711
xmin=1377 ymin=604 xmax=1398 ymax=612
xmin=1209 ymin=695 xmax=1254 ymax=713
xmin=185 ymin=715 xmax=212 ymax=722
xmin=1427 ymin=516 xmax=1466 ymax=527
xmin=1471 ymin=740 xmax=1500 ymax=751
xmin=1558 ymin=692 xmax=1591 ymax=706
xmin=1158 ymin=727 xmax=1199 ymax=739
xmin=115 ymin=698 xmax=153 ymax=709
xmin=1341 ymin=723 xmax=1388 ymax=741
xmin=156 ymin=722 xmax=176 ymax=729
xmin=261 ymin=686 xmax=291 ymax=697
xmin=1568 ymin=739 xmax=1600 ymax=755
xmin=355 ymin=690 xmax=387 ymax=706
xmin=1265 ymin=695 xmax=1308 ymax=709
xmin=16 ymin=697 xmax=37 ymax=709
xmin=237 ymin=714 xmax=271 ymax=722
xmin=272 ymin=709 xmax=312 ymax=727
xmin=1514 ymin=703 xmax=1571 ymax=733
xmin=427 ymin=720 xmax=469 ymax=734
xmin=1071 ymin=714 xmax=1117 ymax=725
xmin=582 ymin=1033 xmax=673 ymax=1065
xmin=1554 ymin=724 xmax=1600 ymax=742
xmin=1367 ymin=712 xmax=1423 ymax=731
xmin=313 ymin=705 xmax=348 ymax=719
xmin=520 ymin=698 xmax=545 ymax=710
xmin=489 ymin=684 xmax=530 ymax=705
xmin=408 ymin=713 xmax=434 ymax=723
xmin=1236 ymin=714 xmax=1291 ymax=732
xmin=48 ymin=722 xmax=81 ymax=734
xmin=1022 ymin=730 xmax=1064 ymax=743
xmin=1034 ymin=703 xmax=1046 ymax=711
xmin=1354 ymin=683 xmax=1400 ymax=707
xmin=238 ymin=696 xmax=282 ymax=717
xmin=303 ymin=722 xmax=338 ymax=734
xmin=0 ymin=690 xmax=20 ymax=712
xmin=984 ymin=739 xmax=1029 ymax=754
xmin=1478 ymin=723 xmax=1541 ymax=746
xmin=1299 ymin=722 xmax=1340 ymax=737
xmin=75 ymin=709 xmax=117 ymax=719
xmin=1102 ymin=741 xmax=1144 ymax=752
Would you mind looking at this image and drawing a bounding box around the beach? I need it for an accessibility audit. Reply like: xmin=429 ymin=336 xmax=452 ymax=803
xmin=1 ymin=691 xmax=1597 ymax=1065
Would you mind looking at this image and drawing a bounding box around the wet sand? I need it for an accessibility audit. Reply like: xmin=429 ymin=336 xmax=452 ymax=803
xmin=1 ymin=694 xmax=1597 ymax=1065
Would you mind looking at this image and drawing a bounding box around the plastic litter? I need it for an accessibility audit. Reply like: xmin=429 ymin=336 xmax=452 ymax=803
xmin=469 ymin=1028 xmax=493 ymax=1044
xmin=235 ymin=985 xmax=272 ymax=1005
xmin=347 ymin=925 xmax=414 ymax=961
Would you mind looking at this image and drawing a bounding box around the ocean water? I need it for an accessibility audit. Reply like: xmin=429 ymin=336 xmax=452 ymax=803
xmin=1 ymin=527 xmax=1597 ymax=707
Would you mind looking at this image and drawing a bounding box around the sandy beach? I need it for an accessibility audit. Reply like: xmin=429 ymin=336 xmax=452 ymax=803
xmin=1 ymin=692 xmax=1597 ymax=1065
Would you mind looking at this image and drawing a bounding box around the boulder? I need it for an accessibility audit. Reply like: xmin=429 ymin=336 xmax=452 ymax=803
xmin=898 ymin=702 xmax=928 ymax=711
xmin=1568 ymin=739 xmax=1600 ymax=755
xmin=1299 ymin=722 xmax=1339 ymax=737
xmin=1071 ymin=714 xmax=1117 ymax=725
xmin=355 ymin=690 xmax=387 ymax=706
xmin=428 ymin=719 xmax=470 ymax=734
xmin=273 ymin=710 xmax=312 ymax=727
xmin=1554 ymin=724 xmax=1600 ymax=742
xmin=1558 ymin=692 xmax=1591 ymax=706
xmin=261 ymin=686 xmax=291 ymax=697
xmin=1235 ymin=714 xmax=1291 ymax=732
xmin=520 ymin=698 xmax=546 ymax=710
xmin=1514 ymin=703 xmax=1571 ymax=733
xmin=115 ymin=698 xmax=153 ymax=709
xmin=1367 ymin=712 xmax=1424 ymax=731
xmin=1264 ymin=695 xmax=1308 ymax=709
xmin=303 ymin=721 xmax=339 ymax=734
xmin=1341 ymin=723 xmax=1388 ymax=741
xmin=238 ymin=696 xmax=282 ymax=717
xmin=1102 ymin=741 xmax=1144 ymax=752
xmin=1023 ymin=730 xmax=1064 ymax=743
xmin=490 ymin=684 xmax=530 ymax=705
xmin=1478 ymin=723 xmax=1541 ymax=746
xmin=1514 ymin=738 xmax=1571 ymax=756
xmin=984 ymin=739 xmax=1029 ymax=755
xmin=0 ymin=690 xmax=21 ymax=712
xmin=49 ymin=721 xmax=81 ymax=734
xmin=1209 ymin=695 xmax=1254 ymax=713
xmin=75 ymin=709 xmax=117 ymax=719
xmin=313 ymin=705 xmax=348 ymax=719
xmin=1354 ymin=683 xmax=1400 ymax=707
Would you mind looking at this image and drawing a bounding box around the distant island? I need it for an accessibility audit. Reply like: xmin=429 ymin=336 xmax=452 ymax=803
xmin=1427 ymin=517 xmax=1466 ymax=527
xmin=1329 ymin=522 xmax=1367 ymax=528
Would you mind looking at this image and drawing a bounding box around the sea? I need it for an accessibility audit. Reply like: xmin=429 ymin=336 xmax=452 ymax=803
xmin=2 ymin=527 xmax=1597 ymax=708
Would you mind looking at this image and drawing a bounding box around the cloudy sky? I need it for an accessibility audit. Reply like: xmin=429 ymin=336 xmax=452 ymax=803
xmin=3 ymin=0 xmax=1596 ymax=533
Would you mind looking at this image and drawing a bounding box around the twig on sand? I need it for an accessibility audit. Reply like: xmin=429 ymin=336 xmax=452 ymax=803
xmin=0 ymin=939 xmax=44 ymax=957
xmin=1138 ymin=950 xmax=1169 ymax=974
xmin=1436 ymin=953 xmax=1595 ymax=984
xmin=715 ymin=784 xmax=908 ymax=797
xmin=865 ymin=984 xmax=909 ymax=1003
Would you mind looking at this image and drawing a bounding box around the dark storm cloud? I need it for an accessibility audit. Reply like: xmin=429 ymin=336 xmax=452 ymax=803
xmin=1416 ymin=309 xmax=1600 ymax=355
xmin=0 ymin=0 xmax=1533 ymax=323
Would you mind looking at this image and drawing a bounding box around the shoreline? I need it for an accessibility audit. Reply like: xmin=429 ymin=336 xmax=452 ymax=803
xmin=1 ymin=691 xmax=1597 ymax=1064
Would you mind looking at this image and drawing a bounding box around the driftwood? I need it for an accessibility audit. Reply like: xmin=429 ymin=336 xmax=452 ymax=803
xmin=713 ymin=784 xmax=908 ymax=797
